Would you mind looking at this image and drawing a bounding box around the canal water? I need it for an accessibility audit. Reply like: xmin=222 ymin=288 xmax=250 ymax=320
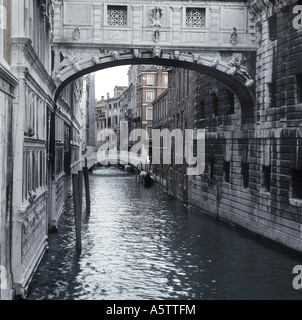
xmin=27 ymin=167 xmax=302 ymax=300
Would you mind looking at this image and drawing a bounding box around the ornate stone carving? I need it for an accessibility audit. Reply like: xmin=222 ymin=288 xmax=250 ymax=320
xmin=21 ymin=196 xmax=47 ymax=273
xmin=153 ymin=29 xmax=161 ymax=43
xmin=58 ymin=51 xmax=81 ymax=72
xmin=150 ymin=6 xmax=163 ymax=28
xmin=72 ymin=27 xmax=81 ymax=41
xmin=91 ymin=56 xmax=99 ymax=65
xmin=173 ymin=51 xmax=180 ymax=60
xmin=111 ymin=51 xmax=120 ymax=61
xmin=211 ymin=59 xmax=219 ymax=68
xmin=153 ymin=46 xmax=161 ymax=59
xmin=230 ymin=27 xmax=238 ymax=45
xmin=133 ymin=49 xmax=141 ymax=59
xmin=192 ymin=53 xmax=200 ymax=63
xmin=56 ymin=73 xmax=64 ymax=83
xmin=227 ymin=56 xmax=254 ymax=87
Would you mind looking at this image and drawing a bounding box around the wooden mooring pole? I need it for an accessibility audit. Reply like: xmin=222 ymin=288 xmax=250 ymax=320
xmin=72 ymin=171 xmax=83 ymax=253
xmin=83 ymin=158 xmax=91 ymax=215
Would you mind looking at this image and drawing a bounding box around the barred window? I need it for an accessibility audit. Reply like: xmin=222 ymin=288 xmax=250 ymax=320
xmin=108 ymin=5 xmax=127 ymax=26
xmin=186 ymin=8 xmax=206 ymax=28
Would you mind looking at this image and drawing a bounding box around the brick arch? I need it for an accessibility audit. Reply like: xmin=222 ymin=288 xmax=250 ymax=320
xmin=53 ymin=49 xmax=255 ymax=114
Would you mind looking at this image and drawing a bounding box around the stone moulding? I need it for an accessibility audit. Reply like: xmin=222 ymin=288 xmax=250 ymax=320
xmin=247 ymin=0 xmax=297 ymax=14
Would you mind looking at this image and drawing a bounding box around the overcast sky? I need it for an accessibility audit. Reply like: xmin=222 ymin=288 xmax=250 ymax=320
xmin=94 ymin=65 xmax=130 ymax=101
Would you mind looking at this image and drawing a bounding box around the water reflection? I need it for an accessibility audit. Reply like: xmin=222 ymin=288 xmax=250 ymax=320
xmin=27 ymin=167 xmax=302 ymax=300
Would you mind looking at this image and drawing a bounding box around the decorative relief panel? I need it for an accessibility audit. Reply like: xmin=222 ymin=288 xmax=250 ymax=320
xmin=221 ymin=8 xmax=246 ymax=30
xmin=104 ymin=30 xmax=128 ymax=42
xmin=63 ymin=3 xmax=91 ymax=26
xmin=55 ymin=176 xmax=65 ymax=215
xmin=21 ymin=196 xmax=47 ymax=273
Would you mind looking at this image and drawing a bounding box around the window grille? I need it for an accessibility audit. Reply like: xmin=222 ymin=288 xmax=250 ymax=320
xmin=186 ymin=8 xmax=206 ymax=28
xmin=108 ymin=5 xmax=127 ymax=26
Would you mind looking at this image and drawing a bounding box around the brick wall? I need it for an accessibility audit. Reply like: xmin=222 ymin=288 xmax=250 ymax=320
xmin=189 ymin=0 xmax=302 ymax=254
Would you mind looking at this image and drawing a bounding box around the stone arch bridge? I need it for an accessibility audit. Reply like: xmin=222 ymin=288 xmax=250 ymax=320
xmin=52 ymin=0 xmax=257 ymax=110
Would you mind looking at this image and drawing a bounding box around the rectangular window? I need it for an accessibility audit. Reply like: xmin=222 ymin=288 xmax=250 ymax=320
xmin=268 ymin=14 xmax=277 ymax=41
xmin=186 ymin=8 xmax=206 ymax=28
xmin=209 ymin=159 xmax=214 ymax=180
xmin=242 ymin=163 xmax=249 ymax=189
xmin=292 ymin=170 xmax=302 ymax=199
xmin=227 ymin=90 xmax=235 ymax=115
xmin=147 ymin=74 xmax=154 ymax=86
xmin=263 ymin=165 xmax=271 ymax=192
xmin=32 ymin=152 xmax=36 ymax=190
xmin=146 ymin=127 xmax=152 ymax=139
xmin=146 ymin=91 xmax=154 ymax=101
xmin=224 ymin=161 xmax=230 ymax=183
xmin=212 ymin=93 xmax=219 ymax=117
xmin=146 ymin=108 xmax=153 ymax=120
xmin=268 ymin=82 xmax=276 ymax=108
xmin=200 ymin=100 xmax=205 ymax=119
xmin=108 ymin=5 xmax=127 ymax=26
xmin=296 ymin=74 xmax=302 ymax=104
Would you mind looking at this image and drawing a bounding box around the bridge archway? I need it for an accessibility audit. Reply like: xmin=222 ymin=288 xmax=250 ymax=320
xmin=53 ymin=49 xmax=255 ymax=115
xmin=51 ymin=0 xmax=257 ymax=117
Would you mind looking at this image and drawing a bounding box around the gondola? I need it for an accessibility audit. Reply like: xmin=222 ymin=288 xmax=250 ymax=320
xmin=125 ymin=165 xmax=135 ymax=173
xmin=139 ymin=171 xmax=154 ymax=186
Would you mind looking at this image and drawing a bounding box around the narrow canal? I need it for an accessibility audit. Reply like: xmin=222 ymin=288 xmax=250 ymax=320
xmin=27 ymin=167 xmax=302 ymax=300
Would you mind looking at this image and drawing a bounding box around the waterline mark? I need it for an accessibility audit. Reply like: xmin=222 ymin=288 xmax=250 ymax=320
xmin=0 ymin=265 xmax=7 ymax=290
xmin=97 ymin=122 xmax=205 ymax=176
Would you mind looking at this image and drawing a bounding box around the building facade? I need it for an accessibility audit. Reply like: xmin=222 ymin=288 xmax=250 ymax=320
xmin=105 ymin=86 xmax=128 ymax=132
xmin=152 ymin=68 xmax=196 ymax=203
xmin=134 ymin=65 xmax=169 ymax=136
xmin=0 ymin=0 xmax=18 ymax=301
xmin=95 ymin=96 xmax=106 ymax=150
xmin=0 ymin=0 xmax=89 ymax=298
